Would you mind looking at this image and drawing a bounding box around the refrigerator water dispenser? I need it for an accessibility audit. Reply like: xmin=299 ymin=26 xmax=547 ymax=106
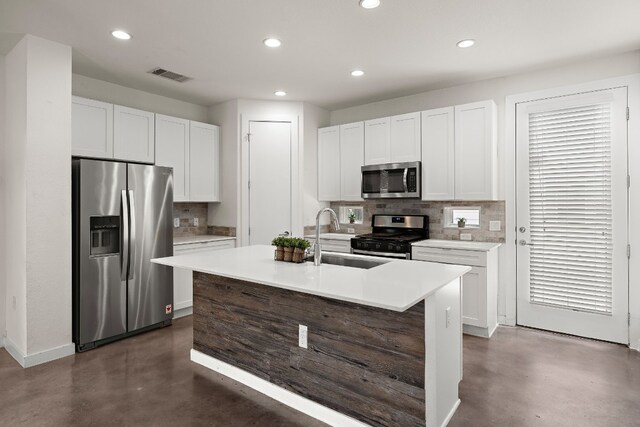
xmin=89 ymin=216 xmax=120 ymax=256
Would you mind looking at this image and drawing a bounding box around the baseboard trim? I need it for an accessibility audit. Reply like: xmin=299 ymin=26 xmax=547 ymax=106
xmin=173 ymin=306 xmax=193 ymax=319
xmin=190 ymin=349 xmax=368 ymax=427
xmin=0 ymin=336 xmax=4 ymax=349
xmin=4 ymin=337 xmax=74 ymax=368
xmin=441 ymin=398 xmax=460 ymax=427
xmin=463 ymin=323 xmax=497 ymax=338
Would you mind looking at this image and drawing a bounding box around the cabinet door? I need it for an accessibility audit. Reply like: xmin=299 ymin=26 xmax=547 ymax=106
xmin=364 ymin=117 xmax=391 ymax=165
xmin=421 ymin=107 xmax=455 ymax=200
xmin=339 ymin=122 xmax=365 ymax=201
xmin=155 ymin=114 xmax=190 ymax=201
xmin=318 ymin=126 xmax=341 ymax=201
xmin=113 ymin=105 xmax=155 ymax=163
xmin=190 ymin=121 xmax=220 ymax=202
xmin=72 ymin=96 xmax=114 ymax=159
xmin=454 ymin=100 xmax=497 ymax=200
xmin=462 ymin=266 xmax=487 ymax=328
xmin=390 ymin=112 xmax=421 ymax=162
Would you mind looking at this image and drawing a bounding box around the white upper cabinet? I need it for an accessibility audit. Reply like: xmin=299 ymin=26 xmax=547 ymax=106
xmin=454 ymin=100 xmax=497 ymax=200
xmin=155 ymin=114 xmax=190 ymax=202
xmin=339 ymin=122 xmax=365 ymax=201
xmin=113 ymin=105 xmax=155 ymax=163
xmin=390 ymin=112 xmax=421 ymax=162
xmin=72 ymin=96 xmax=114 ymax=159
xmin=189 ymin=121 xmax=220 ymax=202
xmin=318 ymin=126 xmax=341 ymax=201
xmin=421 ymin=107 xmax=455 ymax=200
xmin=364 ymin=117 xmax=391 ymax=165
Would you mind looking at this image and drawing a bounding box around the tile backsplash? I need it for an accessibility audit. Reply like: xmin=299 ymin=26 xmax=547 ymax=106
xmin=319 ymin=200 xmax=506 ymax=243
xmin=173 ymin=203 xmax=209 ymax=237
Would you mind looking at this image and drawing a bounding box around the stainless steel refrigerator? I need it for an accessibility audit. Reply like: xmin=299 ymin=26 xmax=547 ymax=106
xmin=72 ymin=158 xmax=173 ymax=351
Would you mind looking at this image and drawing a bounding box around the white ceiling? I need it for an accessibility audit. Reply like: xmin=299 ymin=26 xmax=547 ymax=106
xmin=1 ymin=0 xmax=639 ymax=110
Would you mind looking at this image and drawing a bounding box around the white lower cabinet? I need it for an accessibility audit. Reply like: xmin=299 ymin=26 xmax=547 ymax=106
xmin=307 ymin=237 xmax=351 ymax=253
xmin=412 ymin=243 xmax=499 ymax=338
xmin=173 ymin=239 xmax=235 ymax=317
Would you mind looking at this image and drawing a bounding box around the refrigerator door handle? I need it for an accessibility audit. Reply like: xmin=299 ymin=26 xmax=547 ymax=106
xmin=121 ymin=190 xmax=129 ymax=281
xmin=128 ymin=190 xmax=136 ymax=280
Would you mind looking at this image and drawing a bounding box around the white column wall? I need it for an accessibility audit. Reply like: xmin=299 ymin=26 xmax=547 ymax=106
xmin=4 ymin=35 xmax=74 ymax=366
xmin=0 ymin=54 xmax=6 ymax=347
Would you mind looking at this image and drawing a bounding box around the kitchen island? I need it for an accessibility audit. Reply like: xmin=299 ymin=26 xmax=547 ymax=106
xmin=152 ymin=245 xmax=470 ymax=427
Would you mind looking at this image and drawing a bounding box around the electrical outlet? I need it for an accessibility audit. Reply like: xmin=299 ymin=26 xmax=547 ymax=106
xmin=489 ymin=221 xmax=501 ymax=231
xmin=173 ymin=218 xmax=180 ymax=228
xmin=347 ymin=227 xmax=355 ymax=234
xmin=460 ymin=233 xmax=472 ymax=241
xmin=299 ymin=324 xmax=308 ymax=349
xmin=194 ymin=218 xmax=199 ymax=227
xmin=445 ymin=307 xmax=451 ymax=328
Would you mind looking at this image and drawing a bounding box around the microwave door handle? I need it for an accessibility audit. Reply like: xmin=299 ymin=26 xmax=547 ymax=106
xmin=403 ymin=168 xmax=408 ymax=192
xmin=121 ymin=190 xmax=129 ymax=281
xmin=128 ymin=190 xmax=136 ymax=280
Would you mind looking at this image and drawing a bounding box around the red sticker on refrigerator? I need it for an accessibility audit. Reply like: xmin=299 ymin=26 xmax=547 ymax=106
xmin=165 ymin=304 xmax=172 ymax=314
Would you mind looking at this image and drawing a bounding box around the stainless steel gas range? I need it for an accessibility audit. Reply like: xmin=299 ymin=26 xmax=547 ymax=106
xmin=350 ymin=214 xmax=429 ymax=259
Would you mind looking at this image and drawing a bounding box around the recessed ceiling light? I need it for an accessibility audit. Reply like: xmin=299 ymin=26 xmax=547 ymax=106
xmin=457 ymin=39 xmax=475 ymax=48
xmin=274 ymin=90 xmax=287 ymax=97
xmin=263 ymin=38 xmax=282 ymax=48
xmin=111 ymin=30 xmax=131 ymax=40
xmin=351 ymin=70 xmax=365 ymax=77
xmin=359 ymin=0 xmax=380 ymax=9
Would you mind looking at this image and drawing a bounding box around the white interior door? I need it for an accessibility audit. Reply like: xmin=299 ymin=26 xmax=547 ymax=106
xmin=249 ymin=121 xmax=292 ymax=245
xmin=516 ymin=87 xmax=629 ymax=344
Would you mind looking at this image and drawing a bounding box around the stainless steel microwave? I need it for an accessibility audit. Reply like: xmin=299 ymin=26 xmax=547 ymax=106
xmin=361 ymin=161 xmax=421 ymax=199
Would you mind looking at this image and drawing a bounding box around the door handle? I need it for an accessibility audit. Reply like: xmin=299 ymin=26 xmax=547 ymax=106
xmin=128 ymin=190 xmax=136 ymax=280
xmin=518 ymin=239 xmax=533 ymax=246
xmin=281 ymin=231 xmax=290 ymax=236
xmin=121 ymin=190 xmax=129 ymax=281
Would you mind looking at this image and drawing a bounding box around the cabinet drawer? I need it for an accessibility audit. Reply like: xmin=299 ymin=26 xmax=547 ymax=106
xmin=174 ymin=240 xmax=235 ymax=254
xmin=412 ymin=246 xmax=486 ymax=267
xmin=308 ymin=239 xmax=351 ymax=254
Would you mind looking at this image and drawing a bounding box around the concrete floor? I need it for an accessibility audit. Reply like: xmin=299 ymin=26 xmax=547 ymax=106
xmin=1 ymin=317 xmax=639 ymax=426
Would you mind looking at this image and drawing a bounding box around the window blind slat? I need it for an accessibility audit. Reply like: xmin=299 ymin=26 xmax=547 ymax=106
xmin=528 ymin=102 xmax=613 ymax=315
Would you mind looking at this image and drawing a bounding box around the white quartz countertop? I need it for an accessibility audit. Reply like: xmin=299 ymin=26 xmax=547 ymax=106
xmin=173 ymin=235 xmax=236 ymax=246
xmin=152 ymin=245 xmax=470 ymax=312
xmin=304 ymin=233 xmax=355 ymax=241
xmin=412 ymin=239 xmax=501 ymax=252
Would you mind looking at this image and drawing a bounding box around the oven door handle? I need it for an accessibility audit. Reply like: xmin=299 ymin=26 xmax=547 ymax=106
xmin=403 ymin=168 xmax=408 ymax=193
xmin=352 ymin=249 xmax=410 ymax=260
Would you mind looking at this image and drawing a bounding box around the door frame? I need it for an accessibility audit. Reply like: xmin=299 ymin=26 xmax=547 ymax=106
xmin=505 ymin=74 xmax=640 ymax=349
xmin=240 ymin=114 xmax=301 ymax=247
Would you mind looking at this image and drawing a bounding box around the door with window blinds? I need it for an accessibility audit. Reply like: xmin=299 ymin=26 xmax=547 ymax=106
xmin=516 ymin=87 xmax=629 ymax=344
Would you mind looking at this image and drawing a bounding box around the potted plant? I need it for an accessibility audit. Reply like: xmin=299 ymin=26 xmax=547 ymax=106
xmin=292 ymin=238 xmax=311 ymax=263
xmin=457 ymin=217 xmax=466 ymax=229
xmin=348 ymin=210 xmax=357 ymax=224
xmin=282 ymin=237 xmax=294 ymax=262
xmin=272 ymin=236 xmax=286 ymax=261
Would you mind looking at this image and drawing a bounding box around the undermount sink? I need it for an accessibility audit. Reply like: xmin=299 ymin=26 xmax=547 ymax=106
xmin=306 ymin=252 xmax=392 ymax=270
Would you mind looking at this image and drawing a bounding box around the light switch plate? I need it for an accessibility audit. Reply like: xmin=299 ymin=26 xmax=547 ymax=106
xmin=173 ymin=218 xmax=180 ymax=228
xmin=489 ymin=221 xmax=501 ymax=231
xmin=460 ymin=233 xmax=472 ymax=241
xmin=445 ymin=306 xmax=451 ymax=328
xmin=194 ymin=218 xmax=199 ymax=227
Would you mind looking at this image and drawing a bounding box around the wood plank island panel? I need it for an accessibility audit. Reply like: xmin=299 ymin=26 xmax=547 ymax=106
xmin=193 ymin=272 xmax=427 ymax=427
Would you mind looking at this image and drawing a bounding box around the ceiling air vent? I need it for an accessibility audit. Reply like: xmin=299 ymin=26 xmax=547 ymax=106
xmin=148 ymin=67 xmax=191 ymax=83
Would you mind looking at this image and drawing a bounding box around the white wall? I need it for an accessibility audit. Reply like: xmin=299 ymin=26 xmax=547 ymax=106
xmin=4 ymin=35 xmax=74 ymax=366
xmin=0 ymin=54 xmax=6 ymax=347
xmin=302 ymin=103 xmax=330 ymax=227
xmin=73 ymin=74 xmax=209 ymax=122
xmin=330 ymin=49 xmax=640 ymax=326
xmin=5 ymin=40 xmax=28 ymax=356
xmin=208 ymin=99 xmax=239 ymax=227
